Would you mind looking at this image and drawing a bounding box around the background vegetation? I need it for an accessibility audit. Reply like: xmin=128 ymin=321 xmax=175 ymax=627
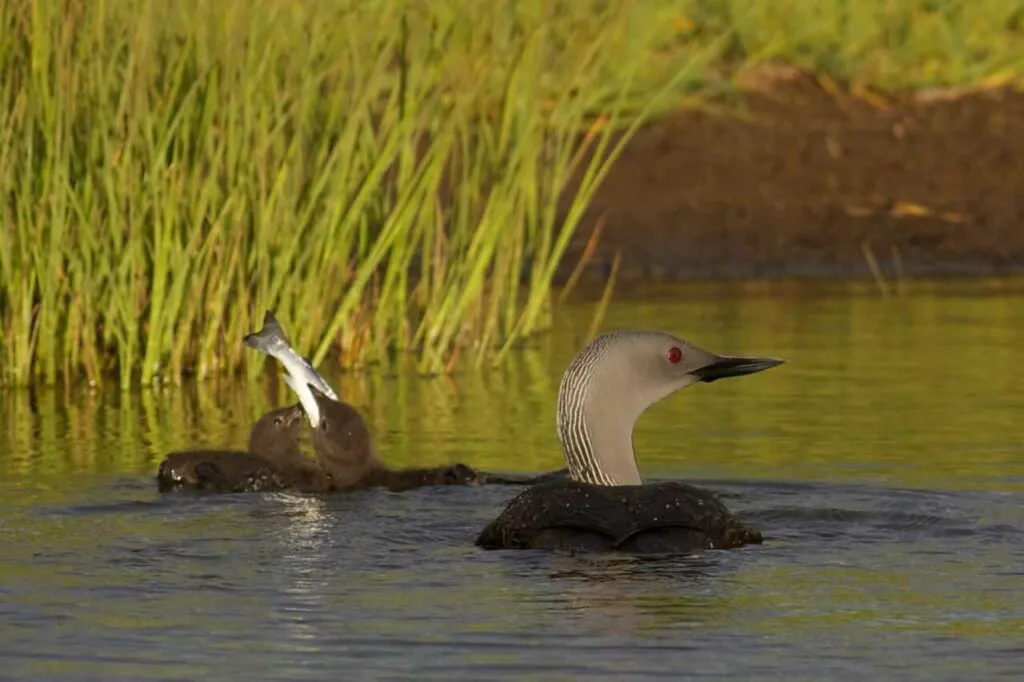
xmin=3 ymin=280 xmax=1022 ymax=484
xmin=2 ymin=0 xmax=1023 ymax=390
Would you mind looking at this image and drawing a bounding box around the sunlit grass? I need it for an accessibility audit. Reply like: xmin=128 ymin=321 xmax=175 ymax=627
xmin=721 ymin=0 xmax=1024 ymax=92
xmin=668 ymin=0 xmax=1024 ymax=92
xmin=2 ymin=0 xmax=1023 ymax=389
xmin=0 ymin=0 xmax=720 ymax=389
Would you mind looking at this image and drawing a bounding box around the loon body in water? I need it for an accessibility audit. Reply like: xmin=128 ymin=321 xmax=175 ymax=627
xmin=475 ymin=330 xmax=783 ymax=554
xmin=243 ymin=311 xmax=557 ymax=491
xmin=156 ymin=404 xmax=332 ymax=493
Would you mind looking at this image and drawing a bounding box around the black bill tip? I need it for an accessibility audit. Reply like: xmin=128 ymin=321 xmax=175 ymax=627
xmin=692 ymin=355 xmax=785 ymax=383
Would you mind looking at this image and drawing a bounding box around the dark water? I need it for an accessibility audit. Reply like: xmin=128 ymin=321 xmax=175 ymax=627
xmin=2 ymin=279 xmax=1023 ymax=681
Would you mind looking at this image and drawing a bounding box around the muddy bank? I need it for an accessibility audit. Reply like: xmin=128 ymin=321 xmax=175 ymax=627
xmin=559 ymin=71 xmax=1024 ymax=282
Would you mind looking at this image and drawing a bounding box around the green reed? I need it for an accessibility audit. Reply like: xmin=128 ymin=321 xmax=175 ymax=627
xmin=0 ymin=0 xmax=715 ymax=389
xmin=3 ymin=0 xmax=1020 ymax=390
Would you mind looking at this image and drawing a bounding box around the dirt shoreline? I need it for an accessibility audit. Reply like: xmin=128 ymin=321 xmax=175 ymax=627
xmin=557 ymin=71 xmax=1024 ymax=283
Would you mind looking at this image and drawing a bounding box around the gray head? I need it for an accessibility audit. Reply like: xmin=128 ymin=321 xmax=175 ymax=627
xmin=557 ymin=330 xmax=783 ymax=486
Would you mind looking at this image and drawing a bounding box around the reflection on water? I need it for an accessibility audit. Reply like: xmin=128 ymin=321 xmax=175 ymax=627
xmin=1 ymin=278 xmax=1023 ymax=680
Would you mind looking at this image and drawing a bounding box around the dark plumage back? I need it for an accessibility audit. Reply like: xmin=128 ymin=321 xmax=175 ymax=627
xmin=475 ymin=479 xmax=763 ymax=554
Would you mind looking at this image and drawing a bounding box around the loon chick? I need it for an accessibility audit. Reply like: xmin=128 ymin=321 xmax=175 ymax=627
xmin=156 ymin=404 xmax=332 ymax=493
xmin=243 ymin=310 xmax=559 ymax=491
xmin=475 ymin=330 xmax=783 ymax=554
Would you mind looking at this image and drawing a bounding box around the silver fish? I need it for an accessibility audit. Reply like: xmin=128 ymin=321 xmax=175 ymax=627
xmin=244 ymin=311 xmax=339 ymax=428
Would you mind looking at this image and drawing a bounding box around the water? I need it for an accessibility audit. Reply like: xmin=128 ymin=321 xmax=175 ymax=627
xmin=1 ymin=279 xmax=1022 ymax=681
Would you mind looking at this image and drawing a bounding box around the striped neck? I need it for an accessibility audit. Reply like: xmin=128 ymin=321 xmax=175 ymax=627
xmin=555 ymin=337 xmax=643 ymax=487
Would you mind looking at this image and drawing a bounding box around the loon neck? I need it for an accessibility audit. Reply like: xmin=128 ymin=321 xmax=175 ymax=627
xmin=556 ymin=346 xmax=644 ymax=487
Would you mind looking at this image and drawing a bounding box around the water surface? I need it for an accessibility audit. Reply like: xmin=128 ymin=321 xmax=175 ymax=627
xmin=2 ymin=279 xmax=1022 ymax=681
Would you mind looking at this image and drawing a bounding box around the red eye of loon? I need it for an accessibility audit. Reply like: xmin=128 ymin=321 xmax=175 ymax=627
xmin=667 ymin=346 xmax=683 ymax=364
